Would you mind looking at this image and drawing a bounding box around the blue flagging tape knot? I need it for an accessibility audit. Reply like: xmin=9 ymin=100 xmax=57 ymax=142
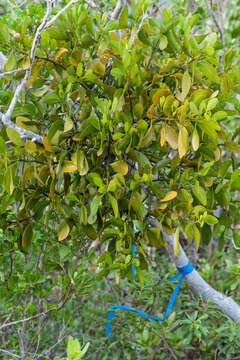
xmin=105 ymin=261 xmax=194 ymax=337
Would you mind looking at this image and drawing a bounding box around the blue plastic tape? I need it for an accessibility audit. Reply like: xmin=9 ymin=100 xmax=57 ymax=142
xmin=105 ymin=261 xmax=194 ymax=336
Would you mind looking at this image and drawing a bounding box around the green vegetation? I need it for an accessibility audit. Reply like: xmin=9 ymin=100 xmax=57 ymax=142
xmin=0 ymin=0 xmax=239 ymax=358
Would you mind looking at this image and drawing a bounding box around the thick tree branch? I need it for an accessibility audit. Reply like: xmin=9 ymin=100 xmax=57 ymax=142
xmin=162 ymin=230 xmax=240 ymax=324
xmin=111 ymin=0 xmax=125 ymax=20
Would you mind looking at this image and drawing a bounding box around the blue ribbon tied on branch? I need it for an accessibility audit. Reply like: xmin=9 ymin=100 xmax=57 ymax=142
xmin=105 ymin=261 xmax=194 ymax=336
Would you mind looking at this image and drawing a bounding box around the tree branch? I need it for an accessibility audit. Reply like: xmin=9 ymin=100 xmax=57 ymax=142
xmin=0 ymin=0 xmax=52 ymax=144
xmin=162 ymin=229 xmax=240 ymax=324
xmin=46 ymin=0 xmax=103 ymax=29
xmin=0 ymin=67 xmax=28 ymax=78
xmin=0 ymin=348 xmax=20 ymax=359
xmin=111 ymin=0 xmax=125 ymax=20
xmin=205 ymin=0 xmax=224 ymax=44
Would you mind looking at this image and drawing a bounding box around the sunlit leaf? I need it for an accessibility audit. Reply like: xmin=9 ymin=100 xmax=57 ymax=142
xmin=178 ymin=126 xmax=188 ymax=158
xmin=160 ymin=191 xmax=178 ymax=202
xmin=58 ymin=220 xmax=70 ymax=241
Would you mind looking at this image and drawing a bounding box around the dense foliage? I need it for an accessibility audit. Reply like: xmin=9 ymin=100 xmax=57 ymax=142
xmin=0 ymin=0 xmax=239 ymax=358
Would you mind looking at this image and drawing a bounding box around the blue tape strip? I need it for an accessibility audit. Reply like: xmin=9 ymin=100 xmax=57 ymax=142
xmin=131 ymin=243 xmax=136 ymax=279
xmin=105 ymin=261 xmax=194 ymax=336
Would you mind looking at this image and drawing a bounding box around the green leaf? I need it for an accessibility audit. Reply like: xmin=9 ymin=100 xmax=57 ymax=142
xmin=6 ymin=127 xmax=23 ymax=146
xmin=192 ymin=128 xmax=199 ymax=151
xmin=204 ymin=214 xmax=218 ymax=225
xmin=4 ymin=52 xmax=17 ymax=72
xmin=48 ymin=120 xmax=64 ymax=142
xmin=109 ymin=194 xmax=119 ymax=218
xmin=192 ymin=181 xmax=207 ymax=206
xmin=224 ymin=141 xmax=240 ymax=152
xmin=4 ymin=166 xmax=14 ymax=194
xmin=193 ymin=226 xmax=200 ymax=250
xmin=199 ymin=62 xmax=220 ymax=84
xmin=90 ymin=195 xmax=102 ymax=217
xmin=0 ymin=21 xmax=9 ymax=44
xmin=79 ymin=342 xmax=90 ymax=358
xmin=79 ymin=205 xmax=88 ymax=225
xmin=88 ymin=172 xmax=103 ymax=187
xmin=111 ymin=160 xmax=128 ymax=176
xmin=67 ymin=336 xmax=80 ymax=358
xmin=77 ymin=150 xmax=89 ymax=176
xmin=212 ymin=111 xmax=227 ymax=121
xmin=118 ymin=4 xmax=128 ymax=28
xmin=43 ymin=92 xmax=60 ymax=105
xmin=207 ymin=98 xmax=218 ymax=111
xmin=219 ymin=160 xmax=232 ymax=178
xmin=201 ymin=223 xmax=212 ymax=245
xmin=159 ymin=35 xmax=168 ymax=50
xmin=0 ymin=136 xmax=7 ymax=155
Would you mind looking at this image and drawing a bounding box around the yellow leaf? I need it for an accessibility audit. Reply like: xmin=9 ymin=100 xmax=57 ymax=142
xmin=70 ymin=49 xmax=82 ymax=66
xmin=16 ymin=116 xmax=38 ymax=133
xmin=173 ymin=226 xmax=180 ymax=256
xmin=58 ymin=220 xmax=70 ymax=241
xmin=160 ymin=191 xmax=178 ymax=202
xmin=92 ymin=62 xmax=105 ymax=77
xmin=147 ymin=104 xmax=155 ymax=120
xmin=152 ymin=89 xmax=170 ymax=105
xmin=111 ymin=160 xmax=128 ymax=176
xmin=178 ymin=126 xmax=189 ymax=158
xmin=26 ymin=60 xmax=42 ymax=88
xmin=165 ymin=125 xmax=178 ymax=149
xmin=64 ymin=116 xmax=73 ymax=132
xmin=138 ymin=121 xmax=153 ymax=148
xmin=76 ymin=149 xmax=89 ymax=176
xmin=160 ymin=124 xmax=166 ymax=147
xmin=38 ymin=165 xmax=50 ymax=186
xmin=62 ymin=161 xmax=77 ymax=173
xmin=22 ymin=165 xmax=34 ymax=187
xmin=192 ymin=128 xmax=199 ymax=151
xmin=22 ymin=223 xmax=33 ymax=248
xmin=55 ymin=47 xmax=68 ymax=61
xmin=22 ymin=55 xmax=30 ymax=69
xmin=49 ymin=178 xmax=55 ymax=199
xmin=181 ymin=71 xmax=191 ymax=100
xmin=25 ymin=140 xmax=37 ymax=154
xmin=42 ymin=135 xmax=53 ymax=152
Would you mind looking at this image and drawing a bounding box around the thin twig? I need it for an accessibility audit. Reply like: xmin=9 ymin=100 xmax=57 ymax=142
xmin=205 ymin=0 xmax=224 ymax=43
xmin=161 ymin=333 xmax=178 ymax=360
xmin=0 ymin=348 xmax=21 ymax=359
xmin=46 ymin=0 xmax=78 ymax=28
xmin=35 ymin=56 xmax=66 ymax=69
xmin=0 ymin=67 xmax=29 ymax=78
